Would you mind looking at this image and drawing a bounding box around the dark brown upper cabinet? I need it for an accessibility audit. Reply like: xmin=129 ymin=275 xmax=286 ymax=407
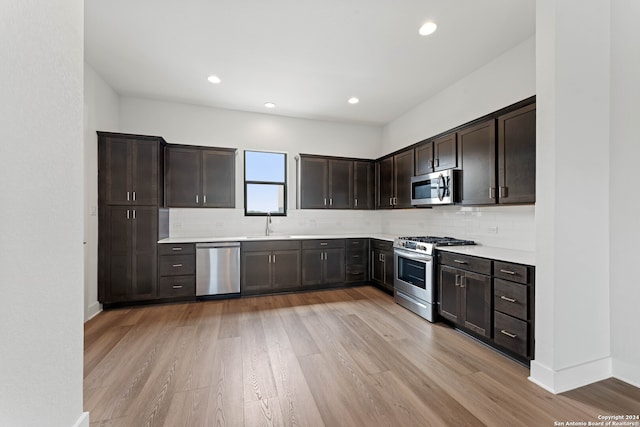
xmin=376 ymin=148 xmax=414 ymax=209
xmin=415 ymin=133 xmax=458 ymax=175
xmin=353 ymin=160 xmax=374 ymax=210
xmin=458 ymin=120 xmax=497 ymax=205
xmin=300 ymin=155 xmax=373 ymax=210
xmin=98 ymin=133 xmax=164 ymax=206
xmin=497 ymin=103 xmax=536 ymax=204
xmin=165 ymin=145 xmax=236 ymax=208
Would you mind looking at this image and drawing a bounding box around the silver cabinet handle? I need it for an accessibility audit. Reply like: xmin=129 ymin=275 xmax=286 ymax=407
xmin=324 ymin=198 xmax=327 ymax=206
xmin=500 ymin=269 xmax=516 ymax=275
xmin=132 ymin=210 xmax=136 ymax=220
xmin=320 ymin=242 xmax=328 ymax=246
xmin=172 ymin=285 xmax=183 ymax=289
xmin=172 ymin=264 xmax=183 ymax=267
xmin=500 ymin=295 xmax=517 ymax=303
xmin=330 ymin=198 xmax=333 ymax=206
xmin=203 ymin=195 xmax=207 ymax=204
xmin=453 ymin=259 xmax=467 ymax=264
xmin=499 ymin=186 xmax=508 ymax=198
xmin=389 ymin=197 xmax=393 ymax=206
xmin=272 ymin=254 xmax=276 ymax=263
xmin=171 ymin=247 xmax=183 ymax=251
xmin=500 ymin=330 xmax=517 ymax=339
xmin=489 ymin=187 xmax=496 ymax=199
xmin=434 ymin=158 xmax=439 ymax=167
xmin=268 ymin=255 xmax=272 ymax=263
xmin=132 ymin=191 xmax=136 ymax=201
xmin=126 ymin=209 xmax=130 ymax=219
xmin=460 ymin=276 xmax=466 ymax=288
xmin=196 ymin=195 xmax=199 ymax=204
xmin=455 ymin=274 xmax=460 ymax=287
xmin=127 ymin=191 xmax=130 ymax=201
xmin=428 ymin=159 xmax=433 ymax=169
xmin=355 ymin=198 xmax=358 ymax=207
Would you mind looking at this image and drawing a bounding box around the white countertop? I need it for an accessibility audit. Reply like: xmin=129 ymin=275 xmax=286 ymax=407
xmin=159 ymin=234 xmax=534 ymax=266
xmin=158 ymin=233 xmax=396 ymax=244
xmin=437 ymin=245 xmax=535 ymax=266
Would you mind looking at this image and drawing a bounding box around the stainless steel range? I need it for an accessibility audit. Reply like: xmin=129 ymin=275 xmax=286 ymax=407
xmin=393 ymin=236 xmax=475 ymax=322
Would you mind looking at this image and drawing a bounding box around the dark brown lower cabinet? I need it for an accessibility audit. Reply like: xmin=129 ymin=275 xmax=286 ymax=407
xmin=157 ymin=243 xmax=195 ymax=298
xmin=438 ymin=253 xmax=492 ymax=338
xmin=301 ymin=240 xmax=345 ymax=286
xmin=241 ymin=241 xmax=301 ymax=295
xmin=371 ymin=239 xmax=393 ymax=292
xmin=98 ymin=206 xmax=158 ymax=303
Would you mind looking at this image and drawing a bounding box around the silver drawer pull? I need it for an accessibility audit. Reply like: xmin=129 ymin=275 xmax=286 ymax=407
xmin=500 ymin=269 xmax=516 ymax=275
xmin=172 ymin=264 xmax=183 ymax=268
xmin=500 ymin=330 xmax=517 ymax=338
xmin=172 ymin=285 xmax=183 ymax=289
xmin=500 ymin=296 xmax=517 ymax=303
xmin=171 ymin=247 xmax=183 ymax=251
xmin=320 ymin=242 xmax=328 ymax=246
xmin=453 ymin=259 xmax=467 ymax=264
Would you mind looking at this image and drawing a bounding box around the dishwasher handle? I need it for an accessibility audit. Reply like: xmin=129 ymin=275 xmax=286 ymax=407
xmin=196 ymin=242 xmax=241 ymax=249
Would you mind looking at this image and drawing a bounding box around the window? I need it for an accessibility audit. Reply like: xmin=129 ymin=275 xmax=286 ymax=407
xmin=244 ymin=150 xmax=287 ymax=216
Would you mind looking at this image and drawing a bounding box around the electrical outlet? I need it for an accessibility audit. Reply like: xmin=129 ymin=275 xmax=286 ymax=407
xmin=488 ymin=226 xmax=498 ymax=234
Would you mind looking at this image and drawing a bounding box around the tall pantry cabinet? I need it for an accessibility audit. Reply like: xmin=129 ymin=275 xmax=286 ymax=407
xmin=97 ymin=132 xmax=168 ymax=305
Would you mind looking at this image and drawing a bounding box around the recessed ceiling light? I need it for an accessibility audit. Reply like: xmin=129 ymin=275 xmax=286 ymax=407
xmin=348 ymin=97 xmax=359 ymax=104
xmin=419 ymin=22 xmax=437 ymax=36
xmin=207 ymin=75 xmax=221 ymax=84
xmin=264 ymin=102 xmax=276 ymax=108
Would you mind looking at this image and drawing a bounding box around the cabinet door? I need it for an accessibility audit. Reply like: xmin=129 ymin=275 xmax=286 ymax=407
xmin=130 ymin=207 xmax=158 ymax=300
xmin=241 ymin=251 xmax=272 ymax=293
xmin=165 ymin=147 xmax=201 ymax=207
xmin=353 ymin=161 xmax=374 ymax=210
xmin=433 ymin=133 xmax=457 ymax=171
xmin=376 ymin=157 xmax=394 ymax=209
xmin=393 ymin=149 xmax=414 ymax=208
xmin=323 ymin=248 xmax=345 ymax=284
xmin=382 ymin=250 xmax=394 ymax=290
xmin=202 ymin=149 xmax=235 ymax=208
xmin=371 ymin=249 xmax=384 ymax=285
xmin=131 ymin=140 xmax=159 ymax=205
xmin=271 ymin=249 xmax=301 ymax=289
xmin=438 ymin=265 xmax=460 ymax=323
xmin=458 ymin=120 xmax=496 ymax=205
xmin=301 ymin=249 xmax=324 ymax=285
xmin=101 ymin=138 xmax=131 ymax=205
xmin=461 ymin=271 xmax=492 ymax=338
xmin=300 ymin=157 xmax=328 ymax=209
xmin=415 ymin=141 xmax=434 ymax=175
xmin=498 ymin=103 xmax=536 ymax=204
xmin=103 ymin=206 xmax=132 ymax=301
xmin=328 ymin=159 xmax=353 ymax=209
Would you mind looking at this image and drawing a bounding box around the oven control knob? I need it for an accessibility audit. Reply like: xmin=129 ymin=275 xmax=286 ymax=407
xmin=417 ymin=244 xmax=425 ymax=251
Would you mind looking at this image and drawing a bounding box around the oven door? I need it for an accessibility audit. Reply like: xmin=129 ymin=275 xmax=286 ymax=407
xmin=393 ymin=248 xmax=434 ymax=303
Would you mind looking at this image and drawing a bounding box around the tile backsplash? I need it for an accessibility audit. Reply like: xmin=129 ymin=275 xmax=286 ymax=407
xmin=169 ymin=205 xmax=535 ymax=252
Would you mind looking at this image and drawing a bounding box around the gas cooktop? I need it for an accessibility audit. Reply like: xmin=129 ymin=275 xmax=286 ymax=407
xmin=393 ymin=236 xmax=475 ymax=255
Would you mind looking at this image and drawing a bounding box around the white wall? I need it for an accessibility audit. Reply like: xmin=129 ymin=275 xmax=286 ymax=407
xmin=531 ymin=0 xmax=612 ymax=393
xmin=0 ymin=1 xmax=88 ymax=426
xmin=610 ymin=0 xmax=640 ymax=388
xmin=382 ymin=36 xmax=535 ymax=154
xmin=380 ymin=37 xmax=536 ymax=250
xmin=119 ymin=97 xmax=384 ymax=237
xmin=83 ymin=63 xmax=120 ymax=321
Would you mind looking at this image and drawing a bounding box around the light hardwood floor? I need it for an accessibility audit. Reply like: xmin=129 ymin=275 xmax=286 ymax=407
xmin=84 ymin=286 xmax=640 ymax=426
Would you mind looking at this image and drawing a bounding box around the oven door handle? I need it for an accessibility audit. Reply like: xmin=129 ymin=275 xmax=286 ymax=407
xmin=394 ymin=248 xmax=432 ymax=262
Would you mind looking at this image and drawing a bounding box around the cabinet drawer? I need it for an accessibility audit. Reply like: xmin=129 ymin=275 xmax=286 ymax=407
xmin=371 ymin=239 xmax=393 ymax=251
xmin=494 ymin=278 xmax=528 ymax=320
xmin=158 ymin=276 xmax=195 ymax=298
xmin=346 ymin=250 xmax=367 ymax=265
xmin=158 ymin=243 xmax=195 ymax=256
xmin=494 ymin=261 xmax=529 ymax=284
xmin=439 ymin=252 xmax=492 ymax=275
xmin=346 ymin=265 xmax=367 ymax=282
xmin=302 ymin=239 xmax=345 ymax=249
xmin=494 ymin=311 xmax=528 ymax=357
xmin=242 ymin=240 xmax=301 ymax=252
xmin=159 ymin=255 xmax=195 ymax=276
xmin=347 ymin=239 xmax=368 ymax=249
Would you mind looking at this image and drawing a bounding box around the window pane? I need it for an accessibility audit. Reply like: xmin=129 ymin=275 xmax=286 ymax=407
xmin=246 ymin=184 xmax=285 ymax=214
xmin=245 ymin=151 xmax=285 ymax=182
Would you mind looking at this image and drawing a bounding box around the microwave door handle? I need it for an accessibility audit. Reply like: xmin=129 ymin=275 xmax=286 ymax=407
xmin=438 ymin=174 xmax=446 ymax=201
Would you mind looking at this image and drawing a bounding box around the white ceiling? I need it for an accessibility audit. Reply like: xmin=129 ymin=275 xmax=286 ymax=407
xmin=85 ymin=0 xmax=535 ymax=126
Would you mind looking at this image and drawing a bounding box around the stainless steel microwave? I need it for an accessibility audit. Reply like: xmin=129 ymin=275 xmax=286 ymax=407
xmin=410 ymin=169 xmax=459 ymax=206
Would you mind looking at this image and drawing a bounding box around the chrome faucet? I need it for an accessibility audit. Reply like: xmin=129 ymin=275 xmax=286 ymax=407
xmin=265 ymin=212 xmax=272 ymax=236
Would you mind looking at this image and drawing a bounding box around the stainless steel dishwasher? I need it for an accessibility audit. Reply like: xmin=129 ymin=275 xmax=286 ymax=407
xmin=196 ymin=242 xmax=241 ymax=296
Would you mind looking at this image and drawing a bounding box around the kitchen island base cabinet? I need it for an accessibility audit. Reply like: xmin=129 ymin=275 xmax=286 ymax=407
xmin=241 ymin=241 xmax=301 ymax=295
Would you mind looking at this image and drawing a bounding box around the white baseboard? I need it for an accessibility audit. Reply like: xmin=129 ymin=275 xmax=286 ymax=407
xmin=613 ymin=359 xmax=640 ymax=389
xmin=84 ymin=301 xmax=102 ymax=322
xmin=529 ymin=357 xmax=613 ymax=394
xmin=71 ymin=412 xmax=89 ymax=427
